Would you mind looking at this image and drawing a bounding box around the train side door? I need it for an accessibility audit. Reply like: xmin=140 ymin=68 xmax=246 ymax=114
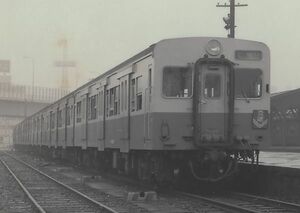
xmin=97 ymin=85 xmax=105 ymax=150
xmin=144 ymin=64 xmax=152 ymax=141
xmin=119 ymin=75 xmax=130 ymax=152
xmin=41 ymin=115 xmax=44 ymax=145
xmin=81 ymin=94 xmax=88 ymax=148
xmin=198 ymin=63 xmax=229 ymax=144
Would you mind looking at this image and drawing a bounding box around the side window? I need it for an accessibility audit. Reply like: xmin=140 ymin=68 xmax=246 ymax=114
xmin=50 ymin=111 xmax=55 ymax=129
xmin=62 ymin=108 xmax=65 ymax=126
xmin=89 ymin=95 xmax=97 ymax=120
xmin=37 ymin=119 xmax=39 ymax=132
xmin=82 ymin=98 xmax=86 ymax=121
xmin=98 ymin=90 xmax=103 ymax=117
xmin=109 ymin=88 xmax=114 ymax=116
xmin=136 ymin=76 xmax=142 ymax=111
xmin=110 ymin=88 xmax=114 ymax=116
xmin=131 ymin=79 xmax=136 ymax=111
xmin=76 ymin=101 xmax=82 ymax=123
xmin=106 ymin=90 xmax=109 ymax=117
xmin=33 ymin=119 xmax=36 ymax=133
xmin=163 ymin=67 xmax=192 ymax=98
xmin=204 ymin=74 xmax=221 ymax=98
xmin=41 ymin=116 xmax=44 ymax=131
xmin=66 ymin=106 xmax=71 ymax=125
xmin=124 ymin=80 xmax=127 ymax=110
xmin=46 ymin=115 xmax=49 ymax=130
xmin=115 ymin=86 xmax=120 ymax=115
xmin=57 ymin=109 xmax=62 ymax=127
xmin=121 ymin=82 xmax=124 ymax=112
xmin=148 ymin=68 xmax=152 ymax=97
xmin=107 ymin=87 xmax=120 ymax=116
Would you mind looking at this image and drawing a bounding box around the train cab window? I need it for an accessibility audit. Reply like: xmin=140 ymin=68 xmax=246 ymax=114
xmin=204 ymin=74 xmax=221 ymax=98
xmin=235 ymin=69 xmax=262 ymax=98
xmin=76 ymin=101 xmax=82 ymax=123
xmin=163 ymin=67 xmax=192 ymax=98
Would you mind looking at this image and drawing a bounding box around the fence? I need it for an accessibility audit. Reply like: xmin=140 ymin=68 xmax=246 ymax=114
xmin=0 ymin=83 xmax=69 ymax=103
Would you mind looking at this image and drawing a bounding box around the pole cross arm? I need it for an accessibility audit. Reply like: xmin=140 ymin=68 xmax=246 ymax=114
xmin=216 ymin=0 xmax=248 ymax=38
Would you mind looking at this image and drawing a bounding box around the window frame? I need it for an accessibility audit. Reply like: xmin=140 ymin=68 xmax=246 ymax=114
xmin=50 ymin=111 xmax=56 ymax=130
xmin=66 ymin=106 xmax=71 ymax=126
xmin=136 ymin=76 xmax=143 ymax=111
xmin=89 ymin=95 xmax=97 ymax=120
xmin=76 ymin=101 xmax=82 ymax=123
xmin=162 ymin=66 xmax=193 ymax=99
xmin=131 ymin=78 xmax=136 ymax=111
xmin=234 ymin=68 xmax=263 ymax=100
xmin=57 ymin=109 xmax=62 ymax=128
xmin=203 ymin=73 xmax=222 ymax=99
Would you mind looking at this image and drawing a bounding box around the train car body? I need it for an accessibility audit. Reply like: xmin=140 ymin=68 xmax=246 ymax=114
xmin=13 ymin=37 xmax=270 ymax=182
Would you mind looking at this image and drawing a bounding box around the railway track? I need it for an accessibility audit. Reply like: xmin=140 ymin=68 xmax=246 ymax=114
xmin=0 ymin=152 xmax=118 ymax=213
xmin=5 ymin=151 xmax=300 ymax=213
xmin=0 ymin=156 xmax=35 ymax=212
xmin=177 ymin=190 xmax=300 ymax=213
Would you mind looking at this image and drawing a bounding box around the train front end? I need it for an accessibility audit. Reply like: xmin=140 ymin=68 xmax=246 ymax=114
xmin=153 ymin=37 xmax=270 ymax=181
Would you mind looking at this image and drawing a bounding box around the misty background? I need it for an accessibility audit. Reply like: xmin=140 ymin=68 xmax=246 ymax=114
xmin=0 ymin=0 xmax=299 ymax=92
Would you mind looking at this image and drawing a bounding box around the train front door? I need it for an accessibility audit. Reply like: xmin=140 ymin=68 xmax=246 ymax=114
xmin=196 ymin=62 xmax=230 ymax=145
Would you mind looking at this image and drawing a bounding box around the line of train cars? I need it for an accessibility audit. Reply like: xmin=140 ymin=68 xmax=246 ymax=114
xmin=13 ymin=37 xmax=270 ymax=182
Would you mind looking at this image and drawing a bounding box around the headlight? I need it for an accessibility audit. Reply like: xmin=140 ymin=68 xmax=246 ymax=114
xmin=205 ymin=40 xmax=222 ymax=56
xmin=252 ymin=110 xmax=268 ymax=129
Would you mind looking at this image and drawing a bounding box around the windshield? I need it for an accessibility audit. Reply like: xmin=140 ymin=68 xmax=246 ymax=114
xmin=204 ymin=73 xmax=221 ymax=98
xmin=235 ymin=69 xmax=262 ymax=98
xmin=163 ymin=67 xmax=192 ymax=98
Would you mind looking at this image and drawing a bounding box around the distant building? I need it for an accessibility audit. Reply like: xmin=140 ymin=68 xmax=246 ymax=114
xmin=0 ymin=59 xmax=69 ymax=149
xmin=0 ymin=60 xmax=11 ymax=85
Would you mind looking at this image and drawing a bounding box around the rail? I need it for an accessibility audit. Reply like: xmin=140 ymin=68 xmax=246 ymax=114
xmin=0 ymin=151 xmax=119 ymax=213
xmin=0 ymin=157 xmax=46 ymax=213
xmin=176 ymin=190 xmax=300 ymax=213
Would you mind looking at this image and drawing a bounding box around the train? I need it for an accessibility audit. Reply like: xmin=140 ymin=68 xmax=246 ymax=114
xmin=13 ymin=37 xmax=270 ymax=182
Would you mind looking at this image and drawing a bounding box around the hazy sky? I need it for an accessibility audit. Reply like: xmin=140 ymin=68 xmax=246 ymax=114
xmin=0 ymin=0 xmax=299 ymax=92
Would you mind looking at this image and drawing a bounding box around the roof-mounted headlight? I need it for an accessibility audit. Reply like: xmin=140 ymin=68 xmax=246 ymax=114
xmin=205 ymin=39 xmax=223 ymax=56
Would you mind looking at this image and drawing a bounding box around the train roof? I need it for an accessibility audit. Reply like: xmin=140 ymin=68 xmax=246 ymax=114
xmin=159 ymin=36 xmax=268 ymax=45
xmin=18 ymin=37 xmax=269 ymax=124
xmin=19 ymin=43 xmax=156 ymax=124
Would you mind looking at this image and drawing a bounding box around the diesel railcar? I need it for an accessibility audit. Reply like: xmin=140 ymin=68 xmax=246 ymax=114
xmin=13 ymin=37 xmax=270 ymax=182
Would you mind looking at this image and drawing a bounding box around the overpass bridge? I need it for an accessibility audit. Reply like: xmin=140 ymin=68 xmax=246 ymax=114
xmin=0 ymin=83 xmax=69 ymax=147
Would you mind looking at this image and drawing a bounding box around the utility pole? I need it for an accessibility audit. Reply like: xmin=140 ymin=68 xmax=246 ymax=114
xmin=216 ymin=0 xmax=248 ymax=38
xmin=24 ymin=56 xmax=35 ymax=102
xmin=56 ymin=38 xmax=76 ymax=90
